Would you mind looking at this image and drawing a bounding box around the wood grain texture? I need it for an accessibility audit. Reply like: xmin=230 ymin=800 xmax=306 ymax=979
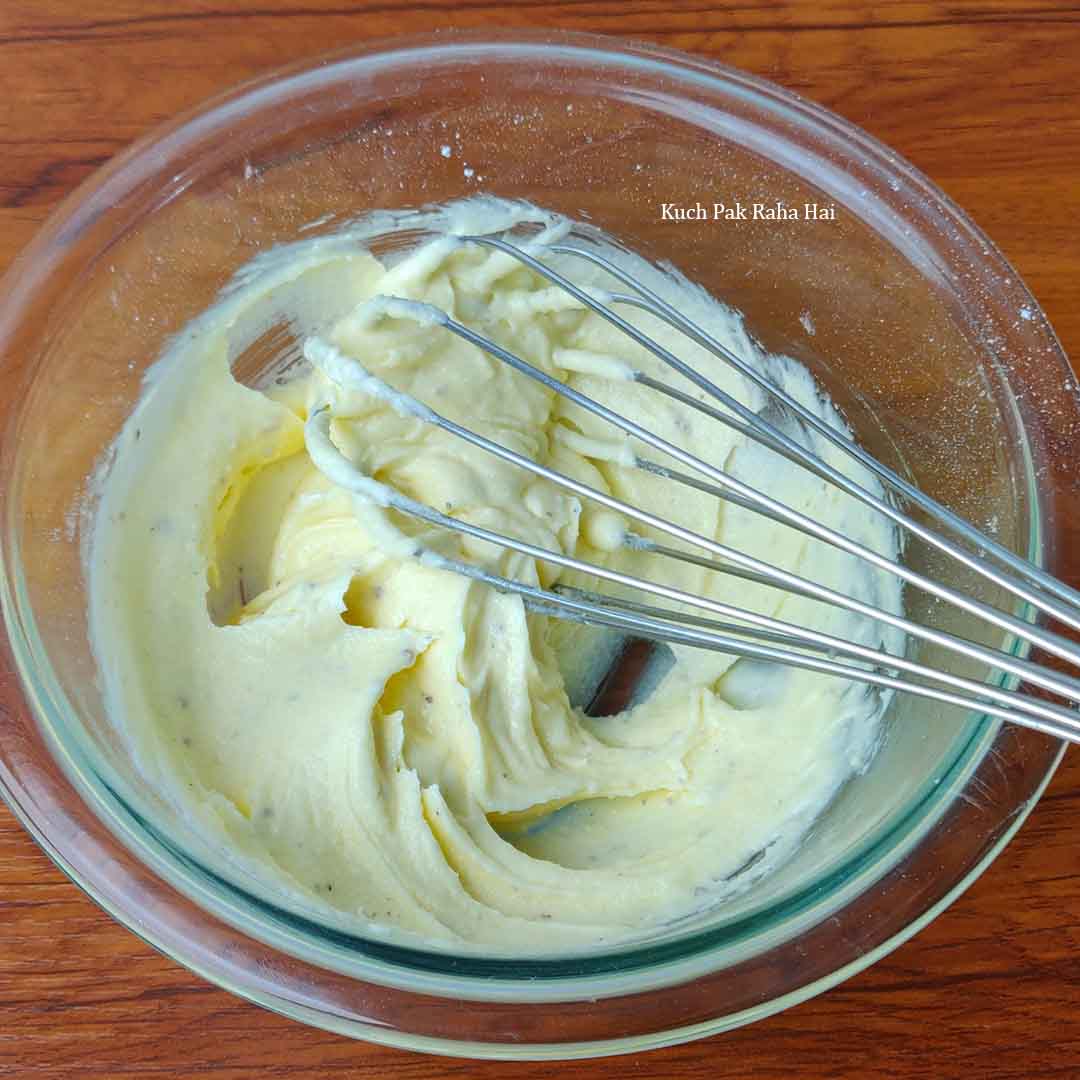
xmin=1 ymin=1 xmax=1079 ymax=1076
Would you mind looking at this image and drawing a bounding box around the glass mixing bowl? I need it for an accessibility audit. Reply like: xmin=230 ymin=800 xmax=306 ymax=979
xmin=0 ymin=30 xmax=1076 ymax=1060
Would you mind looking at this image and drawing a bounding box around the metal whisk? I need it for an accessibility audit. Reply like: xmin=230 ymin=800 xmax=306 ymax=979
xmin=300 ymin=234 xmax=1080 ymax=745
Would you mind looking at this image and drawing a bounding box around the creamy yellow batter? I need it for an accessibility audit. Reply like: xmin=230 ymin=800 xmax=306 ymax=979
xmin=89 ymin=199 xmax=902 ymax=953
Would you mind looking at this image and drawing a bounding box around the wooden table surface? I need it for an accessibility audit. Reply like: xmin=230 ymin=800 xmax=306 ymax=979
xmin=2 ymin=2 xmax=1079 ymax=1077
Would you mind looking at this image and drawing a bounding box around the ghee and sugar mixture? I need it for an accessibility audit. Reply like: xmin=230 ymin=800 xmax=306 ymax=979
xmin=89 ymin=200 xmax=902 ymax=952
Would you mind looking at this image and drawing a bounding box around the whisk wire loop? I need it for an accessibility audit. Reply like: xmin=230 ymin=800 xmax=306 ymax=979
xmin=301 ymin=235 xmax=1080 ymax=745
